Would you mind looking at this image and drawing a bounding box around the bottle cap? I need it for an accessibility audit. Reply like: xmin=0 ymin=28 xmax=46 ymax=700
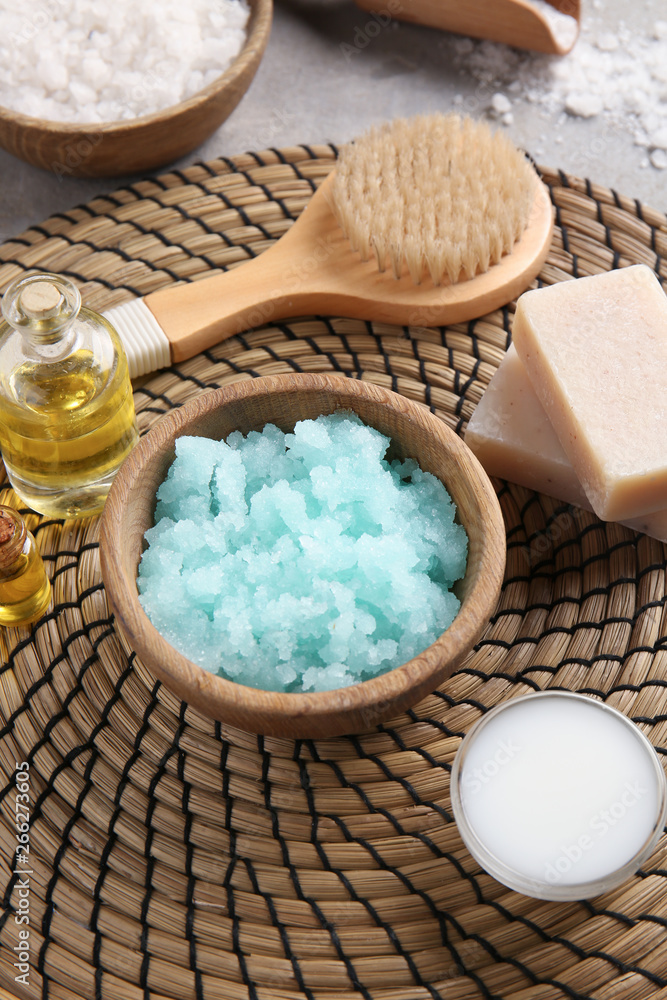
xmin=1 ymin=272 xmax=81 ymax=342
xmin=0 ymin=506 xmax=27 ymax=570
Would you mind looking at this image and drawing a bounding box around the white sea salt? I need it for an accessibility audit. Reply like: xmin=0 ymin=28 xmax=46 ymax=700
xmin=527 ymin=0 xmax=579 ymax=51
xmin=0 ymin=0 xmax=250 ymax=123
xmin=455 ymin=5 xmax=667 ymax=170
xmin=137 ymin=412 xmax=468 ymax=694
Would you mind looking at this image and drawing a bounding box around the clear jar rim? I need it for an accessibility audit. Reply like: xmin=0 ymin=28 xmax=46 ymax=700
xmin=450 ymin=690 xmax=667 ymax=901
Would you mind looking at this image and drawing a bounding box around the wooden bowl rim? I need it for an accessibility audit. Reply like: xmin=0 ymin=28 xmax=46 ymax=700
xmin=100 ymin=372 xmax=506 ymax=735
xmin=0 ymin=0 xmax=272 ymax=136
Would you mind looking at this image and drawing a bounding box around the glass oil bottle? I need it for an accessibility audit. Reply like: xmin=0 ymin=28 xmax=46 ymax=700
xmin=0 ymin=505 xmax=51 ymax=626
xmin=0 ymin=273 xmax=139 ymax=518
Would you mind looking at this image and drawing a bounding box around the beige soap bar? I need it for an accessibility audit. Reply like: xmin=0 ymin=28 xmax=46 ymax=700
xmin=464 ymin=345 xmax=667 ymax=542
xmin=512 ymin=265 xmax=667 ymax=522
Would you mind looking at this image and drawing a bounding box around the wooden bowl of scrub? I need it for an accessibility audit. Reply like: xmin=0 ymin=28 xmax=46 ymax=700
xmin=99 ymin=373 xmax=506 ymax=738
xmin=0 ymin=0 xmax=272 ymax=178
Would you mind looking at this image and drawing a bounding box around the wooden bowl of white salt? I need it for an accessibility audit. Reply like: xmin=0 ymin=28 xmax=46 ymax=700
xmin=0 ymin=0 xmax=272 ymax=177
xmin=99 ymin=372 xmax=506 ymax=738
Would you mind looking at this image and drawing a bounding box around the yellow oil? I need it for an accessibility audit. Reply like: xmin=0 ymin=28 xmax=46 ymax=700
xmin=0 ymin=539 xmax=51 ymax=626
xmin=0 ymin=349 xmax=139 ymax=518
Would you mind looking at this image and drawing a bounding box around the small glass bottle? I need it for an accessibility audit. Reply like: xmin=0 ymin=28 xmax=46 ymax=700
xmin=0 ymin=505 xmax=51 ymax=626
xmin=0 ymin=272 xmax=139 ymax=519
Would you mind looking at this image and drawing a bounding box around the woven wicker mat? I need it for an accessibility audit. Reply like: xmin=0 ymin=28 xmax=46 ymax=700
xmin=1 ymin=145 xmax=667 ymax=1000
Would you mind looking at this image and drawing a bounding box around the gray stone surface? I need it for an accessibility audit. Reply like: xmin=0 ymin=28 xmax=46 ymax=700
xmin=0 ymin=0 xmax=665 ymax=243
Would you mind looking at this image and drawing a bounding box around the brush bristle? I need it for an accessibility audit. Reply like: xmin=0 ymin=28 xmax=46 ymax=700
xmin=331 ymin=113 xmax=538 ymax=286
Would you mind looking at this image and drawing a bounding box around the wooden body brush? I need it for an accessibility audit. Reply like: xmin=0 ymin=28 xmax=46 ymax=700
xmin=105 ymin=114 xmax=554 ymax=378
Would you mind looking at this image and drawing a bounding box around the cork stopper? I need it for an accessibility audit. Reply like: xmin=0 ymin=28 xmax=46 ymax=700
xmin=0 ymin=506 xmax=26 ymax=569
xmin=19 ymin=280 xmax=64 ymax=320
xmin=1 ymin=271 xmax=81 ymax=341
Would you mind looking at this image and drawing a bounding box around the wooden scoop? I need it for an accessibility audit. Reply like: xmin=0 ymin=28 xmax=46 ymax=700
xmin=355 ymin=0 xmax=581 ymax=55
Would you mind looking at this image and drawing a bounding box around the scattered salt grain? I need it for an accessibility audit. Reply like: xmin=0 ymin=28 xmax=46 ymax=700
xmin=564 ymin=92 xmax=604 ymax=119
xmin=595 ymin=32 xmax=619 ymax=53
xmin=0 ymin=0 xmax=250 ymax=123
xmin=491 ymin=92 xmax=512 ymax=116
xmin=137 ymin=412 xmax=468 ymax=694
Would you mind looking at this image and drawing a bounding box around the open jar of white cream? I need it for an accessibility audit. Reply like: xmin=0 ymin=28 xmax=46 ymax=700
xmin=450 ymin=691 xmax=667 ymax=900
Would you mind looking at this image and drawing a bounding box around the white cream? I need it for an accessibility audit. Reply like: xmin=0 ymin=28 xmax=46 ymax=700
xmin=451 ymin=692 xmax=667 ymax=900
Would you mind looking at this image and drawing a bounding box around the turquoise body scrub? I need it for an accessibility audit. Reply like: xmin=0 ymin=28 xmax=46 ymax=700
xmin=137 ymin=411 xmax=468 ymax=693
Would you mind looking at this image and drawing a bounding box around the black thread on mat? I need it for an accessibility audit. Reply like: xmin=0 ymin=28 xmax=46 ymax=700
xmin=0 ymin=639 xmax=113 ymax=915
xmin=27 ymin=224 xmax=195 ymax=284
xmin=495 ymin=307 xmax=510 ymax=350
xmin=268 ymin=323 xmax=347 ymax=374
xmin=297 ymin=797 xmax=502 ymax=1000
xmin=223 ymin=859 xmax=259 ymax=1000
xmin=201 ymin=348 xmax=262 ymax=380
xmin=260 ymin=341 xmax=304 ymax=372
xmin=313 ymin=740 xmax=454 ymax=828
xmin=557 ymin=207 xmax=570 ymax=256
xmin=242 ymin=855 xmax=317 ymax=1000
xmin=219 ymin=737 xmax=260 ymax=1000
xmin=0 ymin=605 xmax=112 ymax=720
xmin=256 ymin=736 xmax=320 ymax=998
xmin=295 ymin=757 xmax=372 ymax=998
xmin=138 ymin=717 xmax=186 ymax=999
xmin=453 ymin=358 xmax=481 ymax=433
xmin=336 ymin=330 xmax=363 ymax=379
xmin=160 ymin=364 xmax=223 ymax=393
xmin=0 ymin=257 xmax=143 ymax=298
xmin=462 ymin=322 xmax=482 ymax=362
xmin=209 ymin=183 xmax=274 ymax=243
xmin=298 ymin=737 xmax=504 ymax=999
xmin=379 ymin=336 xmax=399 ymax=393
xmin=133 ymin=384 xmax=182 ymax=408
xmin=89 ymin=659 xmax=136 ymax=1000
xmin=40 ymin=540 xmax=99 ymax=566
xmin=271 ymin=324 xmax=350 ymax=375
xmin=308 ymin=317 xmax=356 ymax=378
xmin=37 ymin=747 xmax=99 ymax=1000
xmin=286 ymin=155 xmax=320 ymax=191
xmin=195 ymin=164 xmax=297 ymax=225
xmin=264 ymin=147 xmax=288 ymax=164
xmin=347 ymin=733 xmax=452 ymax=810
xmin=455 ymin=667 xmax=542 ymax=691
xmin=190 ymin=159 xmax=221 ymax=176
xmin=99 ymin=201 xmax=240 ymax=254
xmin=374 ymin=722 xmax=451 ymax=770
xmin=404 ymin=706 xmax=466 ymax=737
xmin=406 ymin=335 xmax=433 ymax=409
xmin=299 ymin=143 xmax=322 ymax=160
xmin=178 ymin=708 xmax=205 ymax=1000
xmin=219 ymin=735 xmax=234 ymax=841
xmin=105 ymin=185 xmax=257 ymax=259
xmin=211 ymin=158 xmax=295 ymax=221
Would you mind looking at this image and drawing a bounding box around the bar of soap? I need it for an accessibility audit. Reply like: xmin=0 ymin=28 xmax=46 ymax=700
xmin=512 ymin=265 xmax=667 ymax=522
xmin=465 ymin=345 xmax=667 ymax=542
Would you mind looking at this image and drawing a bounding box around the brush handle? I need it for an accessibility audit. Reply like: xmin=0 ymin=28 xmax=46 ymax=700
xmin=354 ymin=0 xmax=580 ymax=54
xmin=144 ymin=175 xmax=340 ymax=363
xmin=144 ymin=236 xmax=322 ymax=363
